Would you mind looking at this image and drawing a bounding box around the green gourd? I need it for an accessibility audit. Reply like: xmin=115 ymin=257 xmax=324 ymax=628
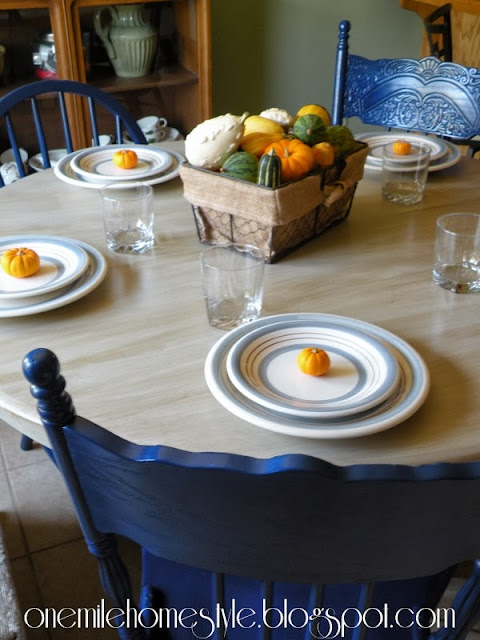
xmin=293 ymin=114 xmax=327 ymax=146
xmin=220 ymin=151 xmax=259 ymax=182
xmin=257 ymin=148 xmax=282 ymax=188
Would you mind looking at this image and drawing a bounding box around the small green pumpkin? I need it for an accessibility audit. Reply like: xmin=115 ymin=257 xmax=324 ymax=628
xmin=257 ymin=148 xmax=282 ymax=188
xmin=293 ymin=114 xmax=327 ymax=146
xmin=220 ymin=151 xmax=259 ymax=182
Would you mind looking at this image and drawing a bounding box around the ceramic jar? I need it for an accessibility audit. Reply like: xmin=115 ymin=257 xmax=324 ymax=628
xmin=93 ymin=4 xmax=157 ymax=78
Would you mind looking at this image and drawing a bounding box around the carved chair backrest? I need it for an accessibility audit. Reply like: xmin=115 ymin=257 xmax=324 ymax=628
xmin=331 ymin=20 xmax=480 ymax=143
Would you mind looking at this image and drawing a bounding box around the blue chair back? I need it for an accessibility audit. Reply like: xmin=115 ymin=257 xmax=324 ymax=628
xmin=22 ymin=348 xmax=480 ymax=640
xmin=0 ymin=79 xmax=147 ymax=187
xmin=332 ymin=20 xmax=480 ymax=155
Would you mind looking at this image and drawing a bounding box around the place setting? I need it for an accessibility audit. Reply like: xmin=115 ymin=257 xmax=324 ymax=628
xmin=0 ymin=235 xmax=107 ymax=317
xmin=356 ymin=131 xmax=461 ymax=173
xmin=204 ymin=312 xmax=430 ymax=439
xmin=198 ymin=243 xmax=430 ymax=439
xmin=53 ymin=144 xmax=185 ymax=189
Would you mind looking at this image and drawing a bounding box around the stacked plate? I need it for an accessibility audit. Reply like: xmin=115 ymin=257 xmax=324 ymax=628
xmin=356 ymin=132 xmax=461 ymax=173
xmin=0 ymin=235 xmax=107 ymax=317
xmin=53 ymin=144 xmax=184 ymax=190
xmin=204 ymin=313 xmax=430 ymax=439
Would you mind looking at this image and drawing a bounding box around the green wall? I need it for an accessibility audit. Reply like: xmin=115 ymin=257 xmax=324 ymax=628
xmin=210 ymin=0 xmax=424 ymax=121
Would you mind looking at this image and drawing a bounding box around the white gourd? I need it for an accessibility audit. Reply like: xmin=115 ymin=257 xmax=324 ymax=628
xmin=259 ymin=108 xmax=294 ymax=129
xmin=185 ymin=112 xmax=249 ymax=170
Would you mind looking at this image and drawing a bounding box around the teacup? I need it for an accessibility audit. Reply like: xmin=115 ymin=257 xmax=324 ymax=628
xmin=0 ymin=148 xmax=29 ymax=184
xmin=0 ymin=147 xmax=28 ymax=167
xmin=0 ymin=162 xmax=22 ymax=185
xmin=92 ymin=134 xmax=114 ymax=146
xmin=137 ymin=115 xmax=168 ymax=143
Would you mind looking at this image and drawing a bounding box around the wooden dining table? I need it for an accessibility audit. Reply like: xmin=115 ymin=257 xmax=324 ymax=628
xmin=0 ymin=140 xmax=478 ymax=467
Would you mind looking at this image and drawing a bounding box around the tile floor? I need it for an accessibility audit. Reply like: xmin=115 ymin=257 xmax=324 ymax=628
xmin=0 ymin=418 xmax=140 ymax=640
xmin=1 ymin=417 xmax=479 ymax=640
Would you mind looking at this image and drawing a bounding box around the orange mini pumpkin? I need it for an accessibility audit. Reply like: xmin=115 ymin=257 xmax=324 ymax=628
xmin=1 ymin=247 xmax=41 ymax=278
xmin=264 ymin=138 xmax=314 ymax=182
xmin=112 ymin=149 xmax=139 ymax=169
xmin=392 ymin=139 xmax=412 ymax=155
xmin=297 ymin=347 xmax=331 ymax=377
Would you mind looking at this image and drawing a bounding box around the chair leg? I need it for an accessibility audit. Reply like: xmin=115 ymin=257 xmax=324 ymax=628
xmin=20 ymin=435 xmax=34 ymax=451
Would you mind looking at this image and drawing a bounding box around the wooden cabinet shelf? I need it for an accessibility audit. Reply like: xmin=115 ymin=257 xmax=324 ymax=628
xmin=0 ymin=0 xmax=211 ymax=150
xmin=93 ymin=64 xmax=198 ymax=93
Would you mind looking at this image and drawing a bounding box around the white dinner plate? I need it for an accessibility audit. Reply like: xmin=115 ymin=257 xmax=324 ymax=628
xmin=357 ymin=132 xmax=448 ymax=165
xmin=0 ymin=240 xmax=107 ymax=318
xmin=54 ymin=148 xmax=184 ymax=189
xmin=28 ymin=149 xmax=68 ymax=172
xmin=0 ymin=235 xmax=89 ymax=300
xmin=70 ymin=144 xmax=172 ymax=183
xmin=226 ymin=322 xmax=400 ymax=418
xmin=205 ymin=313 xmax=430 ymax=439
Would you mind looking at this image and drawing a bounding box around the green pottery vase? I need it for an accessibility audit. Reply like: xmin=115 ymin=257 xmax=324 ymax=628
xmin=94 ymin=4 xmax=157 ymax=78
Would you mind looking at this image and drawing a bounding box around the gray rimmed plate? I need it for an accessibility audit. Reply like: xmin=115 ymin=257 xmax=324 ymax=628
xmin=226 ymin=322 xmax=400 ymax=418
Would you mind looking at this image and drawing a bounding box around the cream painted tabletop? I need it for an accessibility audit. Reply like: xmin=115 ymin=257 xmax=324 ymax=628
xmin=0 ymin=141 xmax=478 ymax=466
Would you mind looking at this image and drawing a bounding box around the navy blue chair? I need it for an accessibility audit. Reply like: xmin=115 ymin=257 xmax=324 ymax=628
xmin=22 ymin=348 xmax=480 ymax=640
xmin=331 ymin=20 xmax=480 ymax=157
xmin=0 ymin=79 xmax=147 ymax=188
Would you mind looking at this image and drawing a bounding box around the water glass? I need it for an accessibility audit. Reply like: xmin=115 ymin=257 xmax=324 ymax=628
xmin=200 ymin=243 xmax=265 ymax=330
xmin=433 ymin=213 xmax=480 ymax=293
xmin=382 ymin=143 xmax=431 ymax=205
xmin=99 ymin=182 xmax=155 ymax=254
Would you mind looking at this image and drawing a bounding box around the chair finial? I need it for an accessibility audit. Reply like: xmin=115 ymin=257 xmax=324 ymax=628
xmin=339 ymin=20 xmax=351 ymax=38
xmin=22 ymin=348 xmax=75 ymax=429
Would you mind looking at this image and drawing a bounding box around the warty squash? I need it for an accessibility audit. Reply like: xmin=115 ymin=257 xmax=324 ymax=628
xmin=185 ymin=112 xmax=249 ymax=170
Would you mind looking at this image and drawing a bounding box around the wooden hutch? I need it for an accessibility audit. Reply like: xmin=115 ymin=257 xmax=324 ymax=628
xmin=0 ymin=0 xmax=211 ymax=150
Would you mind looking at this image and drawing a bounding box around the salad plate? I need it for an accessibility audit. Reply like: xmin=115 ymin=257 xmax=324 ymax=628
xmin=205 ymin=313 xmax=430 ymax=439
xmin=0 ymin=235 xmax=89 ymax=300
xmin=226 ymin=321 xmax=400 ymax=418
xmin=54 ymin=148 xmax=184 ymax=189
xmin=70 ymin=144 xmax=172 ymax=183
xmin=0 ymin=240 xmax=107 ymax=318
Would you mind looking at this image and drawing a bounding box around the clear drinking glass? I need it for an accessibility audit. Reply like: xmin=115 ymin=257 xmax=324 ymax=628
xmin=200 ymin=243 xmax=265 ymax=330
xmin=382 ymin=143 xmax=431 ymax=205
xmin=433 ymin=213 xmax=480 ymax=293
xmin=99 ymin=182 xmax=155 ymax=254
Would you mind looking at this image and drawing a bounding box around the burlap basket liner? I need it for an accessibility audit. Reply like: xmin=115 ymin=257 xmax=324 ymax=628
xmin=180 ymin=143 xmax=368 ymax=262
xmin=180 ymin=143 xmax=368 ymax=226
